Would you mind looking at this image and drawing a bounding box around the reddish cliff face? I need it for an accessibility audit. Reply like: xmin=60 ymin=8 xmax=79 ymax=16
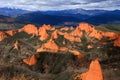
xmin=14 ymin=40 xmax=19 ymax=50
xmin=64 ymin=34 xmax=81 ymax=42
xmin=0 ymin=31 xmax=6 ymax=41
xmin=87 ymin=45 xmax=93 ymax=49
xmin=89 ymin=29 xmax=103 ymax=40
xmin=51 ymin=30 xmax=59 ymax=39
xmin=38 ymin=27 xmax=49 ymax=41
xmin=23 ymin=55 xmax=37 ymax=66
xmin=60 ymin=27 xmax=69 ymax=31
xmin=5 ymin=30 xmax=16 ymax=36
xmin=102 ymin=32 xmax=116 ymax=39
xmin=70 ymin=27 xmax=83 ymax=37
xmin=110 ymin=33 xmax=120 ymax=40
xmin=37 ymin=39 xmax=59 ymax=52
xmin=18 ymin=24 xmax=38 ymax=36
xmin=59 ymin=47 xmax=68 ymax=51
xmin=41 ymin=24 xmax=52 ymax=30
xmin=78 ymin=22 xmax=93 ymax=33
xmin=37 ymin=39 xmax=68 ymax=52
xmin=81 ymin=59 xmax=103 ymax=80
xmin=114 ymin=35 xmax=120 ymax=47
xmin=69 ymin=50 xmax=83 ymax=59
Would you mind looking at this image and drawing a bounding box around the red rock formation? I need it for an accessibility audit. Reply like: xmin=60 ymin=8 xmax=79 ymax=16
xmin=114 ymin=36 xmax=120 ymax=47
xmin=18 ymin=24 xmax=38 ymax=36
xmin=89 ymin=29 xmax=103 ymax=40
xmin=87 ymin=45 xmax=93 ymax=49
xmin=23 ymin=55 xmax=37 ymax=66
xmin=60 ymin=27 xmax=69 ymax=31
xmin=41 ymin=24 xmax=52 ymax=30
xmin=38 ymin=27 xmax=49 ymax=41
xmin=51 ymin=30 xmax=59 ymax=39
xmin=64 ymin=34 xmax=81 ymax=42
xmin=59 ymin=47 xmax=68 ymax=51
xmin=37 ymin=39 xmax=59 ymax=52
xmin=102 ymin=32 xmax=116 ymax=39
xmin=70 ymin=27 xmax=83 ymax=37
xmin=69 ymin=50 xmax=83 ymax=59
xmin=110 ymin=33 xmax=120 ymax=40
xmin=81 ymin=59 xmax=103 ymax=80
xmin=14 ymin=40 xmax=19 ymax=50
xmin=0 ymin=31 xmax=6 ymax=41
xmin=5 ymin=30 xmax=16 ymax=36
xmin=78 ymin=22 xmax=93 ymax=33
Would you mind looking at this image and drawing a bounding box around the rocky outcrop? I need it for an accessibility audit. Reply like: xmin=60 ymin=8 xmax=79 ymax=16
xmin=60 ymin=27 xmax=69 ymax=31
xmin=59 ymin=47 xmax=68 ymax=51
xmin=41 ymin=24 xmax=52 ymax=30
xmin=78 ymin=22 xmax=93 ymax=33
xmin=38 ymin=27 xmax=49 ymax=41
xmin=102 ymin=32 xmax=116 ymax=39
xmin=89 ymin=29 xmax=103 ymax=40
xmin=37 ymin=39 xmax=68 ymax=52
xmin=5 ymin=30 xmax=16 ymax=36
xmin=18 ymin=24 xmax=38 ymax=36
xmin=0 ymin=31 xmax=6 ymax=41
xmin=37 ymin=39 xmax=59 ymax=52
xmin=14 ymin=40 xmax=19 ymax=50
xmin=70 ymin=27 xmax=83 ymax=37
xmin=64 ymin=34 xmax=81 ymax=42
xmin=69 ymin=50 xmax=83 ymax=59
xmin=114 ymin=35 xmax=120 ymax=47
xmin=23 ymin=55 xmax=37 ymax=66
xmin=51 ymin=30 xmax=59 ymax=39
xmin=87 ymin=45 xmax=93 ymax=49
xmin=81 ymin=59 xmax=103 ymax=80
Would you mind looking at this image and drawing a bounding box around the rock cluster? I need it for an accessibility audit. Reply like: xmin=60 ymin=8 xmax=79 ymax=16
xmin=0 ymin=31 xmax=6 ymax=41
xmin=81 ymin=59 xmax=103 ymax=80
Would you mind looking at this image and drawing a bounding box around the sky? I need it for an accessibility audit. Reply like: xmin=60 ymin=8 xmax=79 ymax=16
xmin=0 ymin=0 xmax=120 ymax=11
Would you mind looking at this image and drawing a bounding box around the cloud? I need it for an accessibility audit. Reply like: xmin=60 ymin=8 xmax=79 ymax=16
xmin=0 ymin=0 xmax=119 ymax=11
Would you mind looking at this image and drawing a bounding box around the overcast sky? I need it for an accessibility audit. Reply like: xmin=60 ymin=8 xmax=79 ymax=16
xmin=0 ymin=0 xmax=120 ymax=11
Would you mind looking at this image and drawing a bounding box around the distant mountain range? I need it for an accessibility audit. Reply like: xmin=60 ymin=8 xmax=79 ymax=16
xmin=0 ymin=8 xmax=120 ymax=26
xmin=0 ymin=8 xmax=30 ymax=17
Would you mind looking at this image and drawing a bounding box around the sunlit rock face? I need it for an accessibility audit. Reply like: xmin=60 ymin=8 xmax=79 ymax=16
xmin=18 ymin=24 xmax=38 ymax=36
xmin=69 ymin=50 xmax=83 ymax=59
xmin=59 ymin=47 xmax=68 ymax=51
xmin=14 ymin=40 xmax=19 ymax=50
xmin=60 ymin=27 xmax=70 ymax=31
xmin=23 ymin=55 xmax=37 ymax=66
xmin=70 ymin=27 xmax=83 ymax=37
xmin=51 ymin=30 xmax=59 ymax=39
xmin=0 ymin=31 xmax=6 ymax=41
xmin=5 ymin=30 xmax=16 ymax=36
xmin=89 ymin=29 xmax=103 ymax=40
xmin=81 ymin=59 xmax=103 ymax=80
xmin=38 ymin=27 xmax=49 ymax=41
xmin=37 ymin=39 xmax=68 ymax=53
xmin=37 ymin=39 xmax=59 ymax=52
xmin=102 ymin=32 xmax=116 ymax=38
xmin=87 ymin=45 xmax=93 ymax=49
xmin=41 ymin=24 xmax=52 ymax=30
xmin=114 ymin=34 xmax=120 ymax=47
xmin=64 ymin=34 xmax=81 ymax=42
xmin=78 ymin=22 xmax=93 ymax=33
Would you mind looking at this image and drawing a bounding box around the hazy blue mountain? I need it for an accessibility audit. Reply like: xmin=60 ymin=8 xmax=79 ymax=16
xmin=85 ymin=10 xmax=120 ymax=25
xmin=0 ymin=7 xmax=120 ymax=26
xmin=43 ymin=8 xmax=107 ymax=16
xmin=16 ymin=11 xmax=82 ymax=26
xmin=0 ymin=8 xmax=30 ymax=17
